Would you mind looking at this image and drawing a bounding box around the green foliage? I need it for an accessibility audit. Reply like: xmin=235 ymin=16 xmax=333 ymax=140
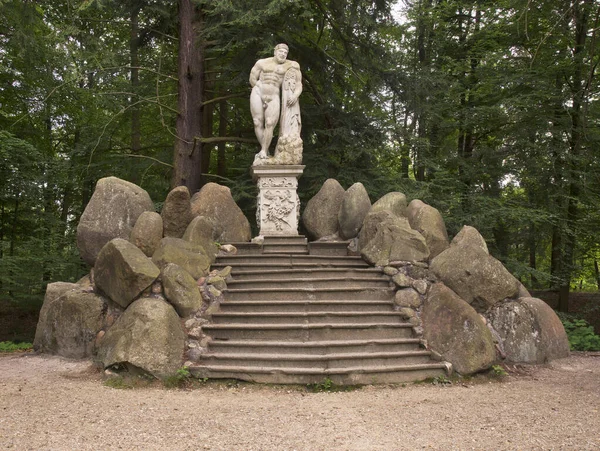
xmin=490 ymin=365 xmax=508 ymax=378
xmin=558 ymin=313 xmax=600 ymax=352
xmin=103 ymin=376 xmax=134 ymax=390
xmin=0 ymin=341 xmax=33 ymax=352
xmin=162 ymin=366 xmax=192 ymax=389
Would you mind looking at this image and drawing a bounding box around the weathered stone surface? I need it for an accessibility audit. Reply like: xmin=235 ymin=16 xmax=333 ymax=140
xmin=398 ymin=307 xmax=416 ymax=319
xmin=161 ymin=263 xmax=202 ymax=317
xmin=207 ymin=276 xmax=227 ymax=291
xmin=338 ymin=182 xmax=371 ymax=240
xmin=383 ymin=266 xmax=398 ymax=276
xmin=361 ymin=217 xmax=430 ymax=267
xmin=517 ymin=282 xmax=531 ymax=298
xmin=422 ymin=283 xmax=496 ymax=374
xmin=161 ymin=186 xmax=193 ymax=238
xmin=77 ymin=177 xmax=154 ymax=266
xmin=430 ymin=241 xmax=519 ymax=312
xmin=95 ymin=238 xmax=160 ymax=308
xmin=370 ymin=192 xmax=408 ymax=218
xmin=406 ymin=199 xmax=450 ymax=260
xmin=487 ymin=297 xmax=569 ymax=363
xmin=394 ymin=289 xmax=421 ymax=309
xmin=357 ymin=210 xmax=395 ymax=251
xmin=182 ymin=216 xmax=218 ymax=263
xmin=130 ymin=211 xmax=163 ymax=257
xmin=412 ymin=279 xmax=428 ymax=295
xmin=302 ymin=178 xmax=345 ymax=240
xmin=34 ymin=287 xmax=106 ymax=359
xmin=392 ymin=273 xmax=412 ymax=288
xmin=452 ymin=225 xmax=488 ymax=254
xmin=190 ymin=183 xmax=250 ymax=243
xmin=152 ymin=237 xmax=211 ymax=279
xmin=97 ymin=297 xmax=185 ymax=378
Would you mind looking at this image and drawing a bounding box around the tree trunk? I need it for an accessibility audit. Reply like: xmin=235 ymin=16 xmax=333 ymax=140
xmin=130 ymin=2 xmax=141 ymax=184
xmin=172 ymin=0 xmax=204 ymax=194
xmin=217 ymin=99 xmax=228 ymax=177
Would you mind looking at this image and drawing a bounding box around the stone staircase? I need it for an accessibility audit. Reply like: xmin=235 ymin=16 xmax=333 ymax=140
xmin=189 ymin=236 xmax=450 ymax=385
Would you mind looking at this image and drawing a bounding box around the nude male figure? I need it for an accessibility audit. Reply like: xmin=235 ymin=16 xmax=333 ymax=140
xmin=249 ymin=43 xmax=301 ymax=160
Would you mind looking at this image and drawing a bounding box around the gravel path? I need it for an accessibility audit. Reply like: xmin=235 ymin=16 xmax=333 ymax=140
xmin=1 ymin=353 xmax=599 ymax=450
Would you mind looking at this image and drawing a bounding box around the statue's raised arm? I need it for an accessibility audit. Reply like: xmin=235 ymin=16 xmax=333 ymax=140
xmin=250 ymin=44 xmax=303 ymax=166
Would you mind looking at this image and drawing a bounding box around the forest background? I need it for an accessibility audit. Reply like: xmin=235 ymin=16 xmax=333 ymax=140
xmin=1 ymin=0 xmax=599 ymax=340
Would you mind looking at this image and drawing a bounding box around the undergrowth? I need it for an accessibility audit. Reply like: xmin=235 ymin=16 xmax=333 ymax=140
xmin=0 ymin=341 xmax=33 ymax=353
xmin=306 ymin=377 xmax=362 ymax=393
xmin=558 ymin=313 xmax=600 ymax=351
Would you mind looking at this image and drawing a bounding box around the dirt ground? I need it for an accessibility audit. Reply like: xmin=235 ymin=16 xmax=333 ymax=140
xmin=0 ymin=353 xmax=599 ymax=451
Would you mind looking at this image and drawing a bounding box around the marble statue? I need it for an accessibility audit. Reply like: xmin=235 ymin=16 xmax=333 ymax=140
xmin=250 ymin=43 xmax=303 ymax=165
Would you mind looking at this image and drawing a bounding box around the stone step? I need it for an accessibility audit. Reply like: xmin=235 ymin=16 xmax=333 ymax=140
xmin=262 ymin=245 xmax=309 ymax=254
xmin=308 ymin=241 xmax=350 ymax=256
xmin=189 ymin=362 xmax=450 ymax=385
xmin=226 ymin=277 xmax=391 ymax=290
xmin=215 ymin=254 xmax=369 ymax=267
xmin=200 ymin=350 xmax=435 ymax=369
xmin=229 ymin=267 xmax=385 ymax=280
xmin=225 ymin=287 xmax=395 ymax=301
xmin=262 ymin=235 xmax=308 ymax=246
xmin=210 ymin=311 xmax=404 ymax=325
xmin=222 ymin=242 xmax=261 ymax=255
xmin=218 ymin=300 xmax=395 ymax=313
xmin=208 ymin=338 xmax=423 ymax=355
xmin=202 ymin=322 xmax=414 ymax=341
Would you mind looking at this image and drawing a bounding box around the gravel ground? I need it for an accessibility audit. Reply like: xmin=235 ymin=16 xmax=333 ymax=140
xmin=0 ymin=353 xmax=599 ymax=451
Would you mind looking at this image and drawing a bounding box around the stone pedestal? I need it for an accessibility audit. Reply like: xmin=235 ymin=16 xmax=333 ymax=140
xmin=251 ymin=165 xmax=305 ymax=236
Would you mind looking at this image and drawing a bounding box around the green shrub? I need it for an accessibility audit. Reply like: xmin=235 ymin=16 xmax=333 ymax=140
xmin=0 ymin=341 xmax=33 ymax=352
xmin=558 ymin=314 xmax=600 ymax=351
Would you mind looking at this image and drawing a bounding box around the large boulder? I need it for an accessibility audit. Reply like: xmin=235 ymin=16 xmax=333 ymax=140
xmin=451 ymin=225 xmax=488 ymax=254
xmin=430 ymin=241 xmax=519 ymax=312
xmin=34 ymin=286 xmax=106 ymax=359
xmin=357 ymin=210 xmax=395 ymax=251
xmin=161 ymin=186 xmax=193 ymax=238
xmin=97 ymin=297 xmax=185 ymax=378
xmin=302 ymin=178 xmax=345 ymax=240
xmin=94 ymin=238 xmax=160 ymax=308
xmin=161 ymin=263 xmax=203 ymax=317
xmin=422 ymin=283 xmax=496 ymax=374
xmin=130 ymin=211 xmax=163 ymax=257
xmin=361 ymin=216 xmax=430 ymax=266
xmin=190 ymin=183 xmax=250 ymax=243
xmin=152 ymin=237 xmax=211 ymax=279
xmin=486 ymin=297 xmax=569 ymax=363
xmin=406 ymin=199 xmax=450 ymax=259
xmin=77 ymin=177 xmax=154 ymax=266
xmin=182 ymin=216 xmax=218 ymax=263
xmin=370 ymin=192 xmax=408 ymax=218
xmin=338 ymin=182 xmax=371 ymax=240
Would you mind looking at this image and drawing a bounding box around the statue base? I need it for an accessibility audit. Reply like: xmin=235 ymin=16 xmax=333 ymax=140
xmin=251 ymin=165 xmax=305 ymax=236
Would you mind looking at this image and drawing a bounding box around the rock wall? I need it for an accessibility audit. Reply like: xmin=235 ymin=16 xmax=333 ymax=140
xmin=35 ymin=178 xmax=249 ymax=378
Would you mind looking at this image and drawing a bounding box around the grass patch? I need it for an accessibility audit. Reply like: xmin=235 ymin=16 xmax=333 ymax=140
xmin=0 ymin=341 xmax=33 ymax=353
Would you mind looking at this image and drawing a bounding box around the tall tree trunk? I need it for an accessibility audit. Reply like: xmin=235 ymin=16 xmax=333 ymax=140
xmin=130 ymin=2 xmax=141 ymax=185
xmin=217 ymin=99 xmax=228 ymax=177
xmin=172 ymin=0 xmax=204 ymax=193
xmin=200 ymin=62 xmax=214 ymax=186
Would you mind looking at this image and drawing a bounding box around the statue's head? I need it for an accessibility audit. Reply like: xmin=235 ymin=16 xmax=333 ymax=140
xmin=274 ymin=43 xmax=289 ymax=63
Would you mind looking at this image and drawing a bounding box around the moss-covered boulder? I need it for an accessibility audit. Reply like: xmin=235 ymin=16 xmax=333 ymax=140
xmin=422 ymin=283 xmax=496 ymax=374
xmin=161 ymin=263 xmax=203 ymax=317
xmin=182 ymin=216 xmax=218 ymax=263
xmin=97 ymin=297 xmax=185 ymax=378
xmin=338 ymin=182 xmax=371 ymax=240
xmin=152 ymin=237 xmax=211 ymax=279
xmin=130 ymin=211 xmax=163 ymax=257
xmin=161 ymin=186 xmax=193 ymax=238
xmin=94 ymin=238 xmax=160 ymax=308
xmin=406 ymin=199 xmax=450 ymax=260
xmin=369 ymin=192 xmax=408 ymax=218
xmin=302 ymin=178 xmax=345 ymax=240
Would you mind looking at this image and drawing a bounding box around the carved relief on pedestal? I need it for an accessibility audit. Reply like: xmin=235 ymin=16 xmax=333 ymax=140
xmin=261 ymin=189 xmax=295 ymax=231
xmin=258 ymin=177 xmax=296 ymax=189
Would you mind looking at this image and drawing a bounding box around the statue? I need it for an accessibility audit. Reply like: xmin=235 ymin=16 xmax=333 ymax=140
xmin=250 ymin=43 xmax=303 ymax=165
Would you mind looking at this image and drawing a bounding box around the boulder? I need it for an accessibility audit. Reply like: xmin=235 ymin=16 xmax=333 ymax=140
xmin=357 ymin=210 xmax=395 ymax=251
xmin=486 ymin=297 xmax=569 ymax=363
xmin=406 ymin=199 xmax=450 ymax=259
xmin=161 ymin=263 xmax=202 ymax=317
xmin=338 ymin=182 xmax=371 ymax=239
xmin=422 ymin=283 xmax=496 ymax=374
xmin=302 ymin=178 xmax=345 ymax=240
xmin=394 ymin=289 xmax=421 ymax=309
xmin=130 ymin=211 xmax=163 ymax=257
xmin=190 ymin=183 xmax=250 ymax=243
xmin=34 ymin=287 xmax=106 ymax=359
xmin=182 ymin=216 xmax=218 ymax=262
xmin=152 ymin=237 xmax=211 ymax=279
xmin=94 ymin=238 xmax=160 ymax=308
xmin=361 ymin=217 xmax=430 ymax=266
xmin=97 ymin=297 xmax=185 ymax=378
xmin=430 ymin=241 xmax=519 ymax=312
xmin=370 ymin=192 xmax=408 ymax=218
xmin=77 ymin=177 xmax=154 ymax=266
xmin=451 ymin=225 xmax=488 ymax=254
xmin=161 ymin=186 xmax=193 ymax=238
